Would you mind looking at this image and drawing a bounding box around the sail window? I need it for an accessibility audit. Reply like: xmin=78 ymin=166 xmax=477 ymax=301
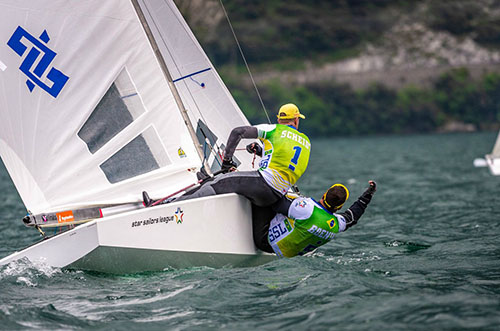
xmin=100 ymin=127 xmax=171 ymax=184
xmin=78 ymin=69 xmax=145 ymax=154
xmin=195 ymin=120 xmax=240 ymax=173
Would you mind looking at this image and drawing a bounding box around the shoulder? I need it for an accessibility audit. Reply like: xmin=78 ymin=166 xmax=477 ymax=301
xmin=279 ymin=125 xmax=311 ymax=150
xmin=293 ymin=127 xmax=311 ymax=147
xmin=254 ymin=124 xmax=276 ymax=139
xmin=288 ymin=197 xmax=315 ymax=220
xmin=254 ymin=124 xmax=276 ymax=131
xmin=332 ymin=213 xmax=347 ymax=232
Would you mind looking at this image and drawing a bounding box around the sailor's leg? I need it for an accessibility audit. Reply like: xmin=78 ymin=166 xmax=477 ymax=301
xmin=251 ymin=204 xmax=275 ymax=253
xmin=271 ymin=194 xmax=293 ymax=215
xmin=209 ymin=171 xmax=282 ymax=206
xmin=174 ymin=181 xmax=217 ymax=202
xmin=175 ymin=171 xmax=281 ymax=205
xmin=175 ymin=172 xmax=240 ymax=202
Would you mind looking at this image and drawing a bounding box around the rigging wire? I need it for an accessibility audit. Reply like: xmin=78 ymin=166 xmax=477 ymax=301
xmin=218 ymin=0 xmax=271 ymax=124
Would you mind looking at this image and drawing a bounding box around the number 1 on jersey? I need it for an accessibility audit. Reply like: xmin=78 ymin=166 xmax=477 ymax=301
xmin=288 ymin=146 xmax=302 ymax=171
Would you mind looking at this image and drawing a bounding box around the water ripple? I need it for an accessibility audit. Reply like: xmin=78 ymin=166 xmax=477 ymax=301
xmin=1 ymin=132 xmax=500 ymax=329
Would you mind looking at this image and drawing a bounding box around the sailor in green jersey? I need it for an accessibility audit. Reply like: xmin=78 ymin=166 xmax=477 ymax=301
xmin=175 ymin=104 xmax=311 ymax=207
xmin=265 ymin=181 xmax=376 ymax=257
xmin=252 ymin=121 xmax=310 ymax=194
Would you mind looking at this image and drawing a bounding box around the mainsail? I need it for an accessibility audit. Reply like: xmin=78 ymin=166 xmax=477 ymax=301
xmin=485 ymin=130 xmax=500 ymax=176
xmin=490 ymin=131 xmax=500 ymax=158
xmin=0 ymin=0 xmax=253 ymax=214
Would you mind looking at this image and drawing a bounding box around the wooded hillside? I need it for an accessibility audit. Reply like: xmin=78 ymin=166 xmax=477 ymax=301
xmin=175 ymin=0 xmax=500 ymax=136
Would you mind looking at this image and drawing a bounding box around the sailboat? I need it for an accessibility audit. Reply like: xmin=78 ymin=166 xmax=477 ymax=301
xmin=0 ymin=0 xmax=275 ymax=273
xmin=485 ymin=130 xmax=500 ymax=176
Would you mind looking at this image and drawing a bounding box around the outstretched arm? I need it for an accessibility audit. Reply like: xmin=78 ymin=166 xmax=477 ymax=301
xmin=340 ymin=181 xmax=376 ymax=230
xmin=223 ymin=126 xmax=258 ymax=160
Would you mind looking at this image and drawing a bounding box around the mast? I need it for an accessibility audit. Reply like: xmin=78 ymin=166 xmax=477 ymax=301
xmin=131 ymin=0 xmax=209 ymax=173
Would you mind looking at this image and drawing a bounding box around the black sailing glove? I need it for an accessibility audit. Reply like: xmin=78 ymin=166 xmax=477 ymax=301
xmin=359 ymin=180 xmax=376 ymax=204
xmin=344 ymin=181 xmax=376 ymax=230
xmin=221 ymin=158 xmax=237 ymax=173
xmin=246 ymin=142 xmax=262 ymax=156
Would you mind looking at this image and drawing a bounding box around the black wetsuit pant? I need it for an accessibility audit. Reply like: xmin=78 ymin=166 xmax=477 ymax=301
xmin=175 ymin=171 xmax=281 ymax=253
xmin=176 ymin=171 xmax=282 ymax=206
xmin=251 ymin=204 xmax=275 ymax=253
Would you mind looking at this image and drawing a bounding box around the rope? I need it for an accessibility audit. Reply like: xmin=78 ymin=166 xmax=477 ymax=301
xmin=235 ymin=148 xmax=257 ymax=168
xmin=218 ymin=0 xmax=271 ymax=124
xmin=35 ymin=225 xmax=46 ymax=238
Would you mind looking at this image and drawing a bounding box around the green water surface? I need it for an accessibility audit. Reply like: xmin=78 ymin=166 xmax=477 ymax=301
xmin=1 ymin=132 xmax=499 ymax=330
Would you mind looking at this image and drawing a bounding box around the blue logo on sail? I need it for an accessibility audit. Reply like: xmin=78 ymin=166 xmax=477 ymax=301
xmin=7 ymin=26 xmax=69 ymax=98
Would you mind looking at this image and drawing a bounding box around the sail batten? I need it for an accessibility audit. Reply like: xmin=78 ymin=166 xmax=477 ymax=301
xmin=173 ymin=68 xmax=212 ymax=83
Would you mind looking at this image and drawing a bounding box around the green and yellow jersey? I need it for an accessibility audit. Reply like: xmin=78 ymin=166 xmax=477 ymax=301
xmin=255 ymin=124 xmax=311 ymax=194
xmin=268 ymin=197 xmax=347 ymax=258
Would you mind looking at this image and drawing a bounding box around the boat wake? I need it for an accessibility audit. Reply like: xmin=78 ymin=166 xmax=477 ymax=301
xmin=324 ymin=251 xmax=382 ymax=265
xmin=0 ymin=257 xmax=61 ymax=286
xmin=384 ymin=240 xmax=431 ymax=253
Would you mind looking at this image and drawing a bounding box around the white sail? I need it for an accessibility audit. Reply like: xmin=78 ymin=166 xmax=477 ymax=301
xmin=485 ymin=130 xmax=500 ymax=176
xmin=0 ymin=0 xmax=276 ymax=273
xmin=136 ymin=0 xmax=256 ymax=172
xmin=0 ymin=0 xmax=207 ymax=214
xmin=491 ymin=131 xmax=500 ymax=158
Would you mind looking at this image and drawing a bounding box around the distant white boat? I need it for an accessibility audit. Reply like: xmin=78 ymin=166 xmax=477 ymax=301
xmin=0 ymin=0 xmax=274 ymax=272
xmin=485 ymin=131 xmax=500 ymax=176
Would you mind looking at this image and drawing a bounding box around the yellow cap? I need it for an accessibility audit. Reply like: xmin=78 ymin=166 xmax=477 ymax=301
xmin=277 ymin=103 xmax=305 ymax=120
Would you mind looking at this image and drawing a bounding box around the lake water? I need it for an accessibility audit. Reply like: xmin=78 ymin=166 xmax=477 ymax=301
xmin=1 ymin=132 xmax=499 ymax=330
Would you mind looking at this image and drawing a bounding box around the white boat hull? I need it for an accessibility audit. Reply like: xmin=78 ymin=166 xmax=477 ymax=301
xmin=0 ymin=194 xmax=275 ymax=273
xmin=485 ymin=155 xmax=500 ymax=176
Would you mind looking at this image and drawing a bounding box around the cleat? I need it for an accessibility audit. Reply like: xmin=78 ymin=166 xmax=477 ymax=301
xmin=142 ymin=191 xmax=153 ymax=207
